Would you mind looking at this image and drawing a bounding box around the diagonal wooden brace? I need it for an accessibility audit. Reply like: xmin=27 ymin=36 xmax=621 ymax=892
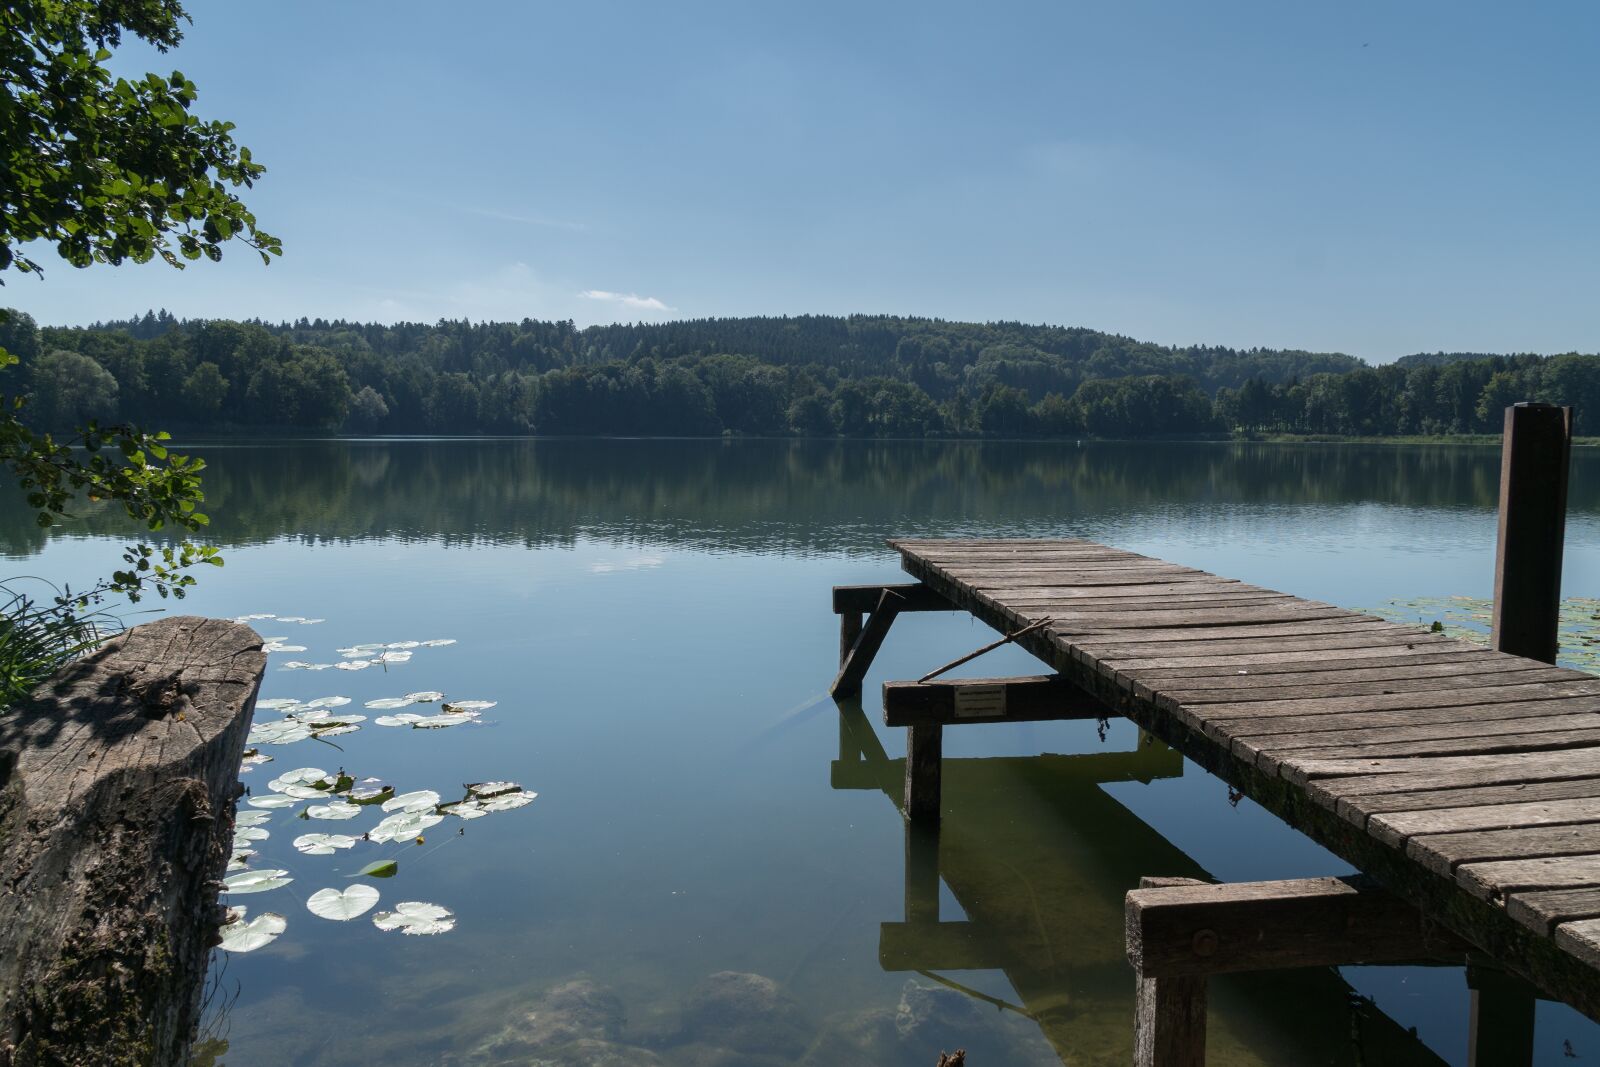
xmin=831 ymin=588 xmax=903 ymax=699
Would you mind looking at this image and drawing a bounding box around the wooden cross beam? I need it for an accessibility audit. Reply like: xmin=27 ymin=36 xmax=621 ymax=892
xmin=883 ymin=673 xmax=1114 ymax=727
xmin=1125 ymin=874 xmax=1474 ymax=1067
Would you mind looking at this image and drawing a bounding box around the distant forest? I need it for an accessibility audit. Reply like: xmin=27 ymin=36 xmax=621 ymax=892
xmin=3 ymin=310 xmax=1596 ymax=439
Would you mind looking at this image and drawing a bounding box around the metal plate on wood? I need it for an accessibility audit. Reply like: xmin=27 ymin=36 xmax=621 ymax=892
xmin=954 ymin=683 xmax=1007 ymax=718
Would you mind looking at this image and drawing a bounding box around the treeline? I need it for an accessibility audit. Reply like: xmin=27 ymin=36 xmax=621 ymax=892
xmin=1 ymin=309 xmax=1594 ymax=438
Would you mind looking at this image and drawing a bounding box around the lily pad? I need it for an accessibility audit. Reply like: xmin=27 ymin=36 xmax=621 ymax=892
xmin=419 ymin=639 xmax=457 ymax=647
xmin=233 ymin=826 xmax=269 ymax=846
xmin=246 ymin=794 xmax=298 ymax=809
xmin=411 ymin=714 xmax=476 ymax=729
xmin=256 ymin=698 xmax=302 ymax=711
xmin=305 ymin=800 xmax=362 ymax=821
xmin=218 ymin=910 xmax=287 ymax=952
xmin=307 ymin=884 xmax=380 ymax=921
xmin=368 ymin=810 xmax=443 ymax=844
xmin=235 ymin=810 xmax=273 ymax=827
xmin=373 ymin=901 xmax=455 ymax=935
xmin=376 ymin=650 xmax=413 ymax=664
xmin=240 ymin=749 xmax=273 ymax=768
xmin=386 ymin=640 xmax=421 ymax=649
xmin=374 ymin=713 xmax=425 ymax=727
xmin=381 ymin=789 xmax=441 ymax=813
xmin=247 ymin=720 xmax=313 ymax=746
xmin=467 ymin=781 xmax=520 ymax=798
xmin=336 ymin=660 xmax=373 ymax=671
xmin=346 ymin=780 xmax=393 ymax=805
xmin=305 ymin=696 xmax=352 ymax=708
xmin=294 ymin=832 xmax=358 ymax=855
xmin=269 ymin=767 xmax=328 ymax=788
xmin=355 ymin=859 xmax=399 ymax=878
xmin=364 ymin=696 xmax=414 ymax=709
xmin=442 ymin=700 xmax=496 ymax=713
xmin=263 ymin=643 xmax=308 ymax=653
xmin=439 ymin=799 xmax=488 ymax=820
xmin=224 ymin=868 xmax=293 ymax=895
xmin=480 ymin=790 xmax=538 ymax=812
xmin=312 ymin=723 xmax=362 ymax=738
xmin=405 ymin=691 xmax=445 ymax=702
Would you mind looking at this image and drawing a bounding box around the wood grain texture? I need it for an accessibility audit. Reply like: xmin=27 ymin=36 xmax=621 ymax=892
xmin=0 ymin=616 xmax=265 ymax=1066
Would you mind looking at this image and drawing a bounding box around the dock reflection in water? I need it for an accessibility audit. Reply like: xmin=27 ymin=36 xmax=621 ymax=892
xmin=831 ymin=702 xmax=1449 ymax=1065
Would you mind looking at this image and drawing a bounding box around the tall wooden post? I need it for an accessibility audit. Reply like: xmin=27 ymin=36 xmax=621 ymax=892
xmin=839 ymin=612 xmax=863 ymax=667
xmin=1492 ymin=402 xmax=1573 ymax=663
xmin=904 ymin=723 xmax=943 ymax=825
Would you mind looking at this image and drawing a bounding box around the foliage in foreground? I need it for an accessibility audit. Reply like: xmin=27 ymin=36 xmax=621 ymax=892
xmin=0 ymin=0 xmax=273 ymax=704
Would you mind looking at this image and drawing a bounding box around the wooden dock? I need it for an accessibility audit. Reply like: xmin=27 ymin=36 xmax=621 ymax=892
xmin=842 ymin=535 xmax=1600 ymax=1025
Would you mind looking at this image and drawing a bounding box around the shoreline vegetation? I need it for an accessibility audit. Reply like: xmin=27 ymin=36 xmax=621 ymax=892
xmin=6 ymin=310 xmax=1597 ymax=442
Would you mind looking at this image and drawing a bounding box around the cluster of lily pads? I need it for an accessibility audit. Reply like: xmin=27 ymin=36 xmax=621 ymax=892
xmin=219 ymin=617 xmax=535 ymax=955
xmin=1370 ymin=594 xmax=1600 ymax=675
xmin=275 ymin=637 xmax=458 ymax=673
xmin=243 ymin=691 xmax=498 ymax=748
xmin=220 ymin=767 xmax=535 ymax=952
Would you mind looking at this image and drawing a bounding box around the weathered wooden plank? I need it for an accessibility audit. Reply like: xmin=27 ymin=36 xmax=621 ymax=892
xmin=970 ymin=579 xmax=1250 ymax=599
xmin=1343 ymin=778 xmax=1600 ymax=826
xmin=1044 ymin=605 xmax=1362 ymax=631
xmin=1199 ymin=678 xmax=1600 ymax=722
xmin=1288 ymin=748 xmax=1600 ymax=786
xmin=1506 ymin=887 xmax=1600 ymax=936
xmin=883 ymin=674 xmax=1111 ymax=727
xmin=1233 ymin=707 xmax=1600 ymax=753
xmin=1212 ymin=694 xmax=1600 ymax=744
xmin=1125 ymin=874 xmax=1466 ymax=978
xmin=1109 ymin=645 xmax=1486 ymax=677
xmin=1558 ymin=919 xmax=1600 ymax=971
xmin=981 ymin=590 xmax=1297 ymax=611
xmin=1167 ymin=662 xmax=1567 ymax=704
xmin=1071 ymin=617 xmax=1404 ymax=646
xmin=1371 ymin=797 xmax=1600 ymax=849
xmin=1409 ymin=823 xmax=1600 ymax=878
xmin=1247 ymin=726 xmax=1600 ymax=768
xmin=1086 ymin=629 xmax=1456 ymax=664
xmin=1459 ymin=855 xmax=1600 ymax=901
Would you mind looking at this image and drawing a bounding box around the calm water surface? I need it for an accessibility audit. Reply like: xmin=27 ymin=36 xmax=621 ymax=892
xmin=8 ymin=439 xmax=1600 ymax=1066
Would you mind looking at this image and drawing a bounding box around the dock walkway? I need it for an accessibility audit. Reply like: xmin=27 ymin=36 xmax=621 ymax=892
xmin=882 ymin=537 xmax=1600 ymax=1019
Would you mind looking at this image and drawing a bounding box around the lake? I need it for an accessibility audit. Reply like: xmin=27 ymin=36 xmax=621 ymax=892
xmin=7 ymin=438 xmax=1600 ymax=1066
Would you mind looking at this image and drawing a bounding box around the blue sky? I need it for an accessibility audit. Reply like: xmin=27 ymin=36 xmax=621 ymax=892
xmin=11 ymin=0 xmax=1600 ymax=360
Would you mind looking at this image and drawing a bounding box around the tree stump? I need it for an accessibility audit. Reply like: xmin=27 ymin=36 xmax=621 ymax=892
xmin=0 ymin=617 xmax=264 ymax=1067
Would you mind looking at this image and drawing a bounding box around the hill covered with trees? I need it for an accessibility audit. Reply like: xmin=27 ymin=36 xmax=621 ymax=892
xmin=3 ymin=310 xmax=1596 ymax=439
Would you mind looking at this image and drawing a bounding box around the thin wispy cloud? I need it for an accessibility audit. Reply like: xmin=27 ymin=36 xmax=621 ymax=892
xmin=579 ymin=289 xmax=675 ymax=313
xmin=459 ymin=205 xmax=587 ymax=232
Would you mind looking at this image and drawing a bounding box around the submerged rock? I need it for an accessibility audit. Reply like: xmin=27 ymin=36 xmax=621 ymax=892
xmin=675 ymin=971 xmax=813 ymax=1057
xmin=465 ymin=978 xmax=659 ymax=1066
xmin=828 ymin=980 xmax=1058 ymax=1066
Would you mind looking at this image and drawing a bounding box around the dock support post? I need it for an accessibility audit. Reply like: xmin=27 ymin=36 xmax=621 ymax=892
xmin=839 ymin=611 xmax=863 ymax=667
xmin=831 ymin=589 xmax=901 ymax=699
xmin=1467 ymin=965 xmax=1537 ymax=1067
xmin=1492 ymin=402 xmax=1572 ymax=663
xmin=904 ymin=723 xmax=942 ymax=826
xmin=1132 ymin=877 xmax=1209 ymax=1067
